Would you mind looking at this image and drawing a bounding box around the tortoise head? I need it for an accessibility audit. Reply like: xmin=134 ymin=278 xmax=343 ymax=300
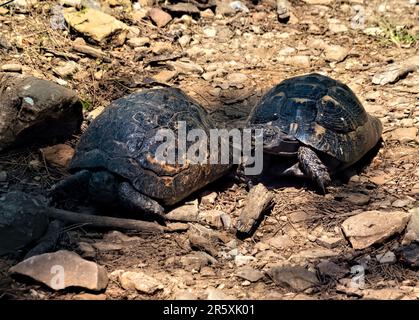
xmin=251 ymin=123 xmax=300 ymax=156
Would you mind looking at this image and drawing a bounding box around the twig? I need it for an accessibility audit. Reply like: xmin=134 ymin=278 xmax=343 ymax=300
xmin=0 ymin=0 xmax=14 ymax=7
xmin=45 ymin=207 xmax=167 ymax=233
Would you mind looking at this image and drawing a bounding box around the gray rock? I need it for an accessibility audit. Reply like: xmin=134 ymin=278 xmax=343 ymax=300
xmin=175 ymin=291 xmax=199 ymax=300
xmin=402 ymin=208 xmax=419 ymax=245
xmin=396 ymin=242 xmax=419 ymax=267
xmin=206 ymin=287 xmax=234 ymax=300
xmin=166 ymin=201 xmax=199 ymax=222
xmin=9 ymin=250 xmax=108 ymax=291
xmin=1 ymin=64 xmax=22 ymax=73
xmin=290 ymin=247 xmax=338 ymax=262
xmin=127 ymin=37 xmax=150 ymax=48
xmin=198 ymin=210 xmax=224 ymax=229
xmin=167 ymin=61 xmax=204 ymax=75
xmin=178 ymin=252 xmax=217 ymax=271
xmin=345 ymin=193 xmax=370 ymax=206
xmin=363 ymin=288 xmax=404 ymax=300
xmin=234 ymin=255 xmax=256 ymax=267
xmin=0 ymin=72 xmax=82 ymax=151
xmin=376 ymin=251 xmax=396 ymax=264
xmin=236 ymin=267 xmax=264 ymax=282
xmin=389 ymin=127 xmax=418 ymax=143
xmin=0 ymin=191 xmax=49 ymax=255
xmin=341 ymin=210 xmax=411 ymax=250
xmin=267 ymin=235 xmax=294 ymax=249
xmin=64 ymin=8 xmax=128 ymax=45
xmin=119 ymin=271 xmax=163 ymax=294
xmin=54 ymin=61 xmax=78 ymax=78
xmin=268 ymin=265 xmax=319 ymax=292
xmin=317 ymin=261 xmax=348 ymax=279
xmin=323 ymin=45 xmax=349 ymax=62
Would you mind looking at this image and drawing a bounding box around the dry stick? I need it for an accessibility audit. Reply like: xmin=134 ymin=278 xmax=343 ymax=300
xmin=45 ymin=207 xmax=167 ymax=234
xmin=235 ymin=183 xmax=274 ymax=235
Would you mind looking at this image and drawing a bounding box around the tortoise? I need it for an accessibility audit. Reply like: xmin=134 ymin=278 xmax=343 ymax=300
xmin=247 ymin=73 xmax=382 ymax=193
xmin=51 ymin=88 xmax=231 ymax=219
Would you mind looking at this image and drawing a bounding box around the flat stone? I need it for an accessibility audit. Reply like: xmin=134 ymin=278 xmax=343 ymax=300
xmin=328 ymin=21 xmax=348 ymax=33
xmin=324 ymin=45 xmax=349 ymax=62
xmin=152 ymin=70 xmax=177 ymax=83
xmin=73 ymin=293 xmax=107 ymax=300
xmin=341 ymin=210 xmax=411 ymax=250
xmin=392 ymin=199 xmax=413 ymax=208
xmin=200 ymin=191 xmax=217 ymax=206
xmin=126 ymin=37 xmax=150 ymax=48
xmin=234 ymin=255 xmax=256 ymax=267
xmin=200 ymin=8 xmax=214 ymax=19
xmin=166 ymin=222 xmax=189 ymax=232
xmin=1 ymin=64 xmax=22 ymax=72
xmin=390 ymin=127 xmax=418 ymax=143
xmin=0 ymin=191 xmax=49 ymax=255
xmin=316 ymin=235 xmax=346 ymax=249
xmin=236 ymin=267 xmax=264 ymax=282
xmin=77 ymin=242 xmax=96 ymax=258
xmin=226 ymin=72 xmax=248 ymax=84
xmin=92 ymin=242 xmax=123 ymax=252
xmin=166 ymin=201 xmax=199 ymax=222
xmin=64 ymin=8 xmax=128 ymax=44
xmin=402 ymin=208 xmax=419 ymax=244
xmin=203 ymin=27 xmax=217 ymax=38
xmin=167 ymin=61 xmax=204 ymax=74
xmin=163 ymin=3 xmax=200 ymax=14
xmin=363 ymin=288 xmax=405 ymax=300
xmin=119 ymin=271 xmax=163 ymax=294
xmin=268 ymin=265 xmax=319 ymax=292
xmin=198 ymin=210 xmax=224 ymax=229
xmin=302 ymin=0 xmax=333 ymax=3
xmin=345 ymin=193 xmax=370 ymax=206
xmin=376 ymin=251 xmax=396 ymax=264
xmin=175 ymin=291 xmax=199 ymax=300
xmin=178 ymin=252 xmax=217 ymax=271
xmin=188 ymin=234 xmax=218 ymax=257
xmin=206 ymin=287 xmax=234 ymax=300
xmin=54 ymin=61 xmax=78 ymax=78
xmin=178 ymin=35 xmax=191 ymax=48
xmin=290 ymin=247 xmax=338 ymax=262
xmin=148 ymin=8 xmax=172 ymax=28
xmin=267 ymin=235 xmax=294 ymax=249
xmin=317 ymin=261 xmax=348 ymax=279
xmin=40 ymin=144 xmax=75 ymax=168
xmin=9 ymin=250 xmax=108 ymax=291
xmin=103 ymin=230 xmax=140 ymax=243
xmin=283 ymin=55 xmax=311 ymax=68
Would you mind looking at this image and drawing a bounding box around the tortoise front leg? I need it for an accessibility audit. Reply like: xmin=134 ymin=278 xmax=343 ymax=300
xmin=118 ymin=182 xmax=165 ymax=221
xmin=49 ymin=169 xmax=92 ymax=201
xmin=297 ymin=146 xmax=331 ymax=194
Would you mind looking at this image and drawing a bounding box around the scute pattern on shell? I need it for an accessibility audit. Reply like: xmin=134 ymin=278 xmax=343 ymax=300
xmin=248 ymin=73 xmax=382 ymax=165
xmin=69 ymin=87 xmax=231 ymax=206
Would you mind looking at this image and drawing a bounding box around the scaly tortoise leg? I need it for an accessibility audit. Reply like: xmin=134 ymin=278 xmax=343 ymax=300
xmin=118 ymin=182 xmax=165 ymax=221
xmin=297 ymin=146 xmax=331 ymax=194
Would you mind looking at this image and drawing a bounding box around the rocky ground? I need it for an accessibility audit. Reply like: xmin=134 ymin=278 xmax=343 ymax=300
xmin=0 ymin=0 xmax=418 ymax=300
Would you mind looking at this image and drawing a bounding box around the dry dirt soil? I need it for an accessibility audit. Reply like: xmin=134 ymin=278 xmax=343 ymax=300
xmin=0 ymin=0 xmax=418 ymax=300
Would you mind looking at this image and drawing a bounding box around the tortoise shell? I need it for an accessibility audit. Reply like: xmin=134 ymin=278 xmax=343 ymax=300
xmin=248 ymin=73 xmax=382 ymax=166
xmin=69 ymin=87 xmax=230 ymax=206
